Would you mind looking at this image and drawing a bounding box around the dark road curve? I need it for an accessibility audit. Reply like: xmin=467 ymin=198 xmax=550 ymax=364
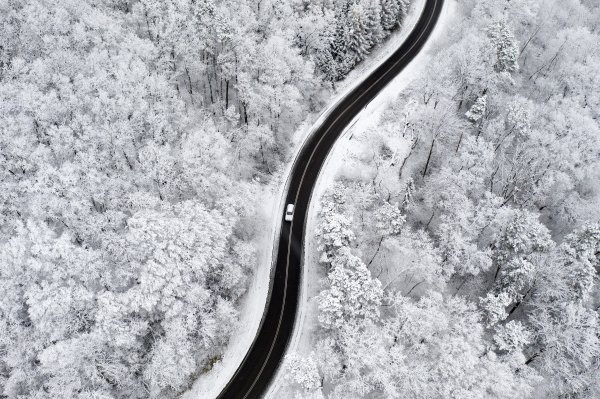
xmin=216 ymin=0 xmax=444 ymax=398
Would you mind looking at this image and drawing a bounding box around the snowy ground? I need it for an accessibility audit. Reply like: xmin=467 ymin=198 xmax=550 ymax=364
xmin=266 ymin=0 xmax=458 ymax=397
xmin=183 ymin=1 xmax=456 ymax=397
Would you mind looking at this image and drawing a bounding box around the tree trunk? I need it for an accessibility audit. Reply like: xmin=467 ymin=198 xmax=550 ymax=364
xmin=425 ymin=210 xmax=435 ymax=229
xmin=225 ymin=80 xmax=229 ymax=110
xmin=185 ymin=67 xmax=193 ymax=103
xmin=455 ymin=132 xmax=463 ymax=153
xmin=423 ymin=138 xmax=435 ymax=177
xmin=525 ymin=351 xmax=542 ymax=365
xmin=367 ymin=236 xmax=385 ymax=267
xmin=207 ymin=75 xmax=214 ymax=104
xmin=406 ymin=281 xmax=424 ymax=296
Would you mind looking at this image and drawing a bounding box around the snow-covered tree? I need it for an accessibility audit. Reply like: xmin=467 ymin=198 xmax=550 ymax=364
xmin=465 ymin=93 xmax=488 ymax=123
xmin=530 ymin=302 xmax=600 ymax=397
xmin=381 ymin=0 xmax=406 ymax=31
xmin=285 ymin=353 xmax=322 ymax=392
xmin=480 ymin=291 xmax=512 ymax=326
xmin=318 ymin=248 xmax=383 ymax=329
xmin=494 ymin=321 xmax=532 ymax=353
xmin=375 ymin=201 xmax=406 ymax=236
xmin=299 ymin=0 xmax=600 ymax=397
xmin=316 ymin=0 xmax=412 ymax=81
xmin=493 ymin=209 xmax=553 ymax=264
xmin=315 ymin=209 xmax=356 ymax=264
xmin=488 ymin=19 xmax=520 ymax=73
xmin=361 ymin=0 xmax=384 ymax=45
xmin=348 ymin=3 xmax=372 ymax=63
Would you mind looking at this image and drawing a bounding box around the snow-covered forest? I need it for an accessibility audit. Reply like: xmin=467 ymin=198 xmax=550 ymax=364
xmin=0 ymin=0 xmax=413 ymax=397
xmin=283 ymin=0 xmax=600 ymax=398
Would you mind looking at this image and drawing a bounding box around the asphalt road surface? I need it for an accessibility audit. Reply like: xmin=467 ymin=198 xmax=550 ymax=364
xmin=216 ymin=0 xmax=444 ymax=397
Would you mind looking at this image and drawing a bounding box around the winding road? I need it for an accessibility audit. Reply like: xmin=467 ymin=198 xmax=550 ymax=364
xmin=216 ymin=0 xmax=444 ymax=397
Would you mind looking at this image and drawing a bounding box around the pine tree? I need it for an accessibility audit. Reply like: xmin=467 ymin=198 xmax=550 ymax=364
xmin=315 ymin=46 xmax=340 ymax=81
xmin=381 ymin=0 xmax=408 ymax=31
xmin=348 ymin=3 xmax=371 ymax=63
xmin=488 ymin=19 xmax=520 ymax=73
xmin=361 ymin=0 xmax=385 ymax=45
xmin=380 ymin=0 xmax=399 ymax=30
xmin=330 ymin=2 xmax=355 ymax=79
xmin=537 ymin=223 xmax=600 ymax=304
xmin=398 ymin=0 xmax=409 ymax=26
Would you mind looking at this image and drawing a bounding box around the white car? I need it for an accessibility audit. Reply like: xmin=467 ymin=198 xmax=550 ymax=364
xmin=285 ymin=204 xmax=295 ymax=222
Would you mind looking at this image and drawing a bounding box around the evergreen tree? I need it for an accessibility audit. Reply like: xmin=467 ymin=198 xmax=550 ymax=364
xmin=316 ymin=46 xmax=341 ymax=81
xmin=361 ymin=0 xmax=385 ymax=46
xmin=330 ymin=3 xmax=355 ymax=78
xmin=488 ymin=19 xmax=520 ymax=73
xmin=380 ymin=0 xmax=401 ymax=30
xmin=380 ymin=0 xmax=408 ymax=31
xmin=398 ymin=0 xmax=409 ymax=26
xmin=348 ymin=3 xmax=372 ymax=63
